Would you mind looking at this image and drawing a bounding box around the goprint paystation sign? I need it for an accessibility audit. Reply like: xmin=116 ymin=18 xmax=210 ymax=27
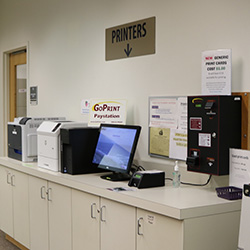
xmin=88 ymin=100 xmax=127 ymax=127
xmin=106 ymin=17 xmax=156 ymax=61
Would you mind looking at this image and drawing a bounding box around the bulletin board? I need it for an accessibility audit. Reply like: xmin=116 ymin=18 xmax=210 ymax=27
xmin=148 ymin=96 xmax=188 ymax=161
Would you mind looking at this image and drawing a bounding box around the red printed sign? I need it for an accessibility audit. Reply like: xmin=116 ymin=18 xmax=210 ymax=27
xmin=190 ymin=117 xmax=202 ymax=130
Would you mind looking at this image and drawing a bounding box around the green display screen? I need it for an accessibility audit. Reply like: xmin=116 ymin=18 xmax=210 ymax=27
xmin=195 ymin=104 xmax=202 ymax=108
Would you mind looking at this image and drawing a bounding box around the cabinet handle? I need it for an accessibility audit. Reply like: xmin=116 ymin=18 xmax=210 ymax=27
xmin=47 ymin=188 xmax=52 ymax=201
xmin=100 ymin=205 xmax=106 ymax=222
xmin=11 ymin=175 xmax=15 ymax=186
xmin=91 ymin=203 xmax=97 ymax=219
xmin=41 ymin=186 xmax=46 ymax=199
xmin=137 ymin=217 xmax=143 ymax=236
xmin=7 ymin=172 xmax=11 ymax=184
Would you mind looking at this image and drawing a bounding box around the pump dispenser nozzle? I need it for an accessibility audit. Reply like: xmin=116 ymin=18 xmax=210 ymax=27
xmin=173 ymin=161 xmax=181 ymax=188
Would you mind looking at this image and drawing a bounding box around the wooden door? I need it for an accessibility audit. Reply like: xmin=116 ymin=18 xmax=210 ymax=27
xmin=9 ymin=51 xmax=27 ymax=122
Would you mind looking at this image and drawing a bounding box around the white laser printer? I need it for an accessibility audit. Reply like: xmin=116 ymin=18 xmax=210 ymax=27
xmin=8 ymin=117 xmax=65 ymax=162
xmin=37 ymin=121 xmax=87 ymax=172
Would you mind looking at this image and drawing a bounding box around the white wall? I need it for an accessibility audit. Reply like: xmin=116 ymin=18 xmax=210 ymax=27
xmin=1 ymin=0 xmax=250 ymax=184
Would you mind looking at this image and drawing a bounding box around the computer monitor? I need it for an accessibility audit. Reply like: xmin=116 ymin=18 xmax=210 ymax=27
xmin=92 ymin=124 xmax=141 ymax=181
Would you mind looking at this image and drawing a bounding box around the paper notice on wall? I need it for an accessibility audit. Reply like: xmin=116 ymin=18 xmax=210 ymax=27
xmin=177 ymin=97 xmax=187 ymax=130
xmin=149 ymin=127 xmax=170 ymax=157
xmin=149 ymin=98 xmax=178 ymax=128
xmin=169 ymin=129 xmax=187 ymax=160
xmin=202 ymin=49 xmax=232 ymax=95
xmin=88 ymin=99 xmax=127 ymax=127
xmin=229 ymin=148 xmax=250 ymax=189
xmin=81 ymin=99 xmax=91 ymax=114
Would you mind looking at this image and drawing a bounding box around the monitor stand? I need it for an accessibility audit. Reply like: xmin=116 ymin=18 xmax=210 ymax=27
xmin=100 ymin=172 xmax=131 ymax=182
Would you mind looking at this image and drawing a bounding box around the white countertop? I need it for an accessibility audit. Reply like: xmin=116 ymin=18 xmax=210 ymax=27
xmin=0 ymin=157 xmax=241 ymax=220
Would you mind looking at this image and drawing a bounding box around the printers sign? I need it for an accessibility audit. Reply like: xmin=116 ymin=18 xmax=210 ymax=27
xmin=106 ymin=17 xmax=155 ymax=61
xmin=89 ymin=99 xmax=127 ymax=127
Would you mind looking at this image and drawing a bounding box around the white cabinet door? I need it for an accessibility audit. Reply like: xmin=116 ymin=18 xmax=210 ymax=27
xmin=29 ymin=176 xmax=72 ymax=250
xmin=0 ymin=166 xmax=14 ymax=237
xmin=0 ymin=166 xmax=30 ymax=248
xmin=48 ymin=181 xmax=72 ymax=250
xmin=72 ymin=189 xmax=100 ymax=250
xmin=29 ymin=176 xmax=49 ymax=250
xmin=183 ymin=211 xmax=240 ymax=250
xmin=137 ymin=208 xmax=183 ymax=250
xmin=100 ymin=198 xmax=136 ymax=250
xmin=72 ymin=193 xmax=136 ymax=250
xmin=12 ymin=170 xmax=30 ymax=248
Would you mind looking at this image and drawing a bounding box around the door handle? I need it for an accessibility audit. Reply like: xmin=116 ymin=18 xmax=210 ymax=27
xmin=137 ymin=217 xmax=143 ymax=235
xmin=91 ymin=203 xmax=97 ymax=219
xmin=41 ymin=186 xmax=46 ymax=199
xmin=11 ymin=175 xmax=15 ymax=186
xmin=100 ymin=205 xmax=106 ymax=222
xmin=47 ymin=188 xmax=52 ymax=201
xmin=7 ymin=172 xmax=11 ymax=184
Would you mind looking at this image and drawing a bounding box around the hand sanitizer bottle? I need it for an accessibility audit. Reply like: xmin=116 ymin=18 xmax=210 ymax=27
xmin=173 ymin=161 xmax=181 ymax=188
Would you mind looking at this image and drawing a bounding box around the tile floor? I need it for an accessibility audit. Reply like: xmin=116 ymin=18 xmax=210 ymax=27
xmin=0 ymin=231 xmax=20 ymax=250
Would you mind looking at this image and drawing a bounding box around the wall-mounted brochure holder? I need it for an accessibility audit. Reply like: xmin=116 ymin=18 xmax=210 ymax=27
xmin=148 ymin=96 xmax=187 ymax=161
